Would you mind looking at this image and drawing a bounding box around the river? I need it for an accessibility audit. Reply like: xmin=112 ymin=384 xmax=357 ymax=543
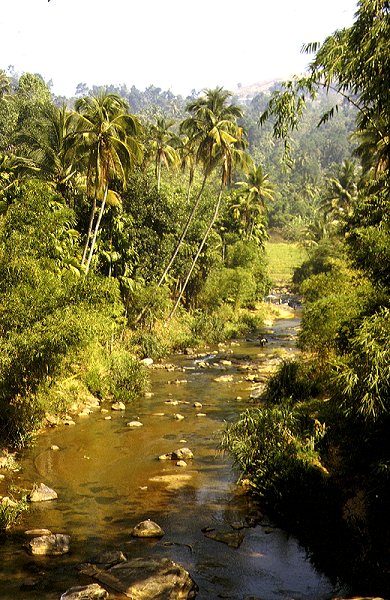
xmin=0 ymin=315 xmax=350 ymax=599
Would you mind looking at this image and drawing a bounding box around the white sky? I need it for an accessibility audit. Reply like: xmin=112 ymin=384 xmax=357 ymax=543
xmin=1 ymin=0 xmax=358 ymax=97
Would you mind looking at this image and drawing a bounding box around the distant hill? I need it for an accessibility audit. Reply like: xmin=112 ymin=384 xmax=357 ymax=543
xmin=232 ymin=79 xmax=283 ymax=100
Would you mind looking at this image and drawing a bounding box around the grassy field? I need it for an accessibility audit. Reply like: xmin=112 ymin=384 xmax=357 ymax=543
xmin=265 ymin=241 xmax=308 ymax=289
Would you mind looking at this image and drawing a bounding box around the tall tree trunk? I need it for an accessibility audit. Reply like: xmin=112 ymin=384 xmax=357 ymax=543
xmin=85 ymin=185 xmax=108 ymax=275
xmin=156 ymin=173 xmax=208 ymax=288
xmin=133 ymin=173 xmax=208 ymax=325
xmin=157 ymin=161 xmax=161 ymax=193
xmin=167 ymin=186 xmax=224 ymax=323
xmin=81 ymin=197 xmax=96 ymax=267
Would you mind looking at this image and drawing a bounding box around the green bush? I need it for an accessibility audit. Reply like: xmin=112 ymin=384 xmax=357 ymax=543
xmin=0 ymin=393 xmax=44 ymax=448
xmin=331 ymin=307 xmax=390 ymax=422
xmin=261 ymin=359 xmax=323 ymax=405
xmin=123 ymin=283 xmax=171 ymax=328
xmin=128 ymin=330 xmax=168 ymax=359
xmin=222 ymin=406 xmax=328 ymax=518
xmin=109 ymin=350 xmax=149 ymax=402
xmin=0 ymin=494 xmax=28 ymax=532
xmin=0 ymin=180 xmax=126 ymax=446
xmin=191 ymin=310 xmax=226 ymax=344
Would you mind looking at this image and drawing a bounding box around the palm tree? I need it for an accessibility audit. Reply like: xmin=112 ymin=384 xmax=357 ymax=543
xmin=73 ymin=91 xmax=143 ymax=273
xmin=0 ymin=152 xmax=36 ymax=208
xmin=324 ymin=160 xmax=359 ymax=217
xmin=16 ymin=103 xmax=78 ymax=203
xmin=177 ymin=134 xmax=196 ymax=204
xmin=352 ymin=120 xmax=389 ymax=181
xmin=149 ymin=116 xmax=179 ymax=192
xmin=232 ymin=164 xmax=274 ymax=240
xmin=159 ymin=88 xmax=246 ymax=287
xmin=167 ymin=90 xmax=249 ymax=320
xmin=0 ymin=70 xmax=10 ymax=97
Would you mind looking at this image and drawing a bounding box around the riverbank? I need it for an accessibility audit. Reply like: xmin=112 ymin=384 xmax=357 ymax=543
xmin=0 ymin=311 xmax=352 ymax=600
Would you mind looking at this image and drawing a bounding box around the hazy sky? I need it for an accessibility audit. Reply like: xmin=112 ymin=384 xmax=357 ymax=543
xmin=1 ymin=0 xmax=358 ymax=97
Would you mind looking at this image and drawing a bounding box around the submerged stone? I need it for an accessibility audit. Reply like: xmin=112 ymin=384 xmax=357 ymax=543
xmin=131 ymin=519 xmax=164 ymax=538
xmin=25 ymin=528 xmax=52 ymax=536
xmin=27 ymin=533 xmax=70 ymax=555
xmin=79 ymin=557 xmax=197 ymax=599
xmin=60 ymin=583 xmax=108 ymax=599
xmin=29 ymin=482 xmax=58 ymax=502
xmin=203 ymin=529 xmax=244 ymax=548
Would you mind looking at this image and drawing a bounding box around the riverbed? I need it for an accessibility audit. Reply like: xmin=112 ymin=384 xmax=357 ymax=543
xmin=0 ymin=314 xmax=349 ymax=599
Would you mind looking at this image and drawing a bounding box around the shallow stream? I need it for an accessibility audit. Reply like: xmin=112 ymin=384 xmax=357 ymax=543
xmin=0 ymin=315 xmax=349 ymax=599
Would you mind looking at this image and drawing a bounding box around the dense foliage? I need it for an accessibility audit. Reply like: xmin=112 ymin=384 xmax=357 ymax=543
xmin=223 ymin=0 xmax=390 ymax=593
xmin=0 ymin=3 xmax=389 ymax=592
xmin=0 ymin=75 xmax=275 ymax=447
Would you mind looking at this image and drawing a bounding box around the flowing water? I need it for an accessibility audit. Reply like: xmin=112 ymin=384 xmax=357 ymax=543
xmin=0 ymin=316 xmax=348 ymax=599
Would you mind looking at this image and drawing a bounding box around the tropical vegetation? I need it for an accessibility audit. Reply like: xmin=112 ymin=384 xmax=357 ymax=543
xmin=0 ymin=0 xmax=389 ymax=593
xmin=223 ymin=0 xmax=390 ymax=593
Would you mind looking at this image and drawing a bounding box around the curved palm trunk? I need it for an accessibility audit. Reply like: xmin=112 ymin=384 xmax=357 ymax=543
xmin=81 ymin=197 xmax=96 ymax=267
xmin=156 ymin=172 xmax=208 ymax=288
xmin=167 ymin=186 xmax=224 ymax=323
xmin=134 ymin=173 xmax=208 ymax=325
xmin=85 ymin=184 xmax=108 ymax=275
xmin=156 ymin=155 xmax=162 ymax=193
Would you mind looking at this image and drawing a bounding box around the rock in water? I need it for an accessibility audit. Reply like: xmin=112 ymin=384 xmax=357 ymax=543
xmin=203 ymin=529 xmax=244 ymax=548
xmin=29 ymin=482 xmax=58 ymax=502
xmin=131 ymin=519 xmax=164 ymax=538
xmin=60 ymin=583 xmax=108 ymax=599
xmin=171 ymin=448 xmax=193 ymax=460
xmin=111 ymin=401 xmax=126 ymax=411
xmin=27 ymin=533 xmax=70 ymax=555
xmin=79 ymin=557 xmax=198 ymax=599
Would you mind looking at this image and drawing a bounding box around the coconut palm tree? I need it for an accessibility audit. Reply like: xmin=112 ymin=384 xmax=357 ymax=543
xmin=158 ymin=87 xmax=246 ymax=287
xmin=16 ymin=103 xmax=78 ymax=203
xmin=148 ymin=116 xmax=179 ymax=192
xmin=0 ymin=152 xmax=36 ymax=210
xmin=0 ymin=70 xmax=10 ymax=97
xmin=167 ymin=90 xmax=250 ymax=320
xmin=323 ymin=160 xmax=359 ymax=218
xmin=352 ymin=120 xmax=389 ymax=181
xmin=73 ymin=91 xmax=143 ymax=273
xmin=232 ymin=164 xmax=274 ymax=240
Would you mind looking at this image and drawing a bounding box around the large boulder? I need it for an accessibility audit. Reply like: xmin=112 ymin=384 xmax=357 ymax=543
xmin=60 ymin=584 xmax=109 ymax=599
xmin=27 ymin=533 xmax=70 ymax=555
xmin=80 ymin=557 xmax=197 ymax=599
xmin=29 ymin=482 xmax=58 ymax=502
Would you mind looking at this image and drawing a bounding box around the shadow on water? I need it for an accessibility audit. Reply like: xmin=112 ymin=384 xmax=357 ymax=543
xmin=0 ymin=313 xmax=351 ymax=599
